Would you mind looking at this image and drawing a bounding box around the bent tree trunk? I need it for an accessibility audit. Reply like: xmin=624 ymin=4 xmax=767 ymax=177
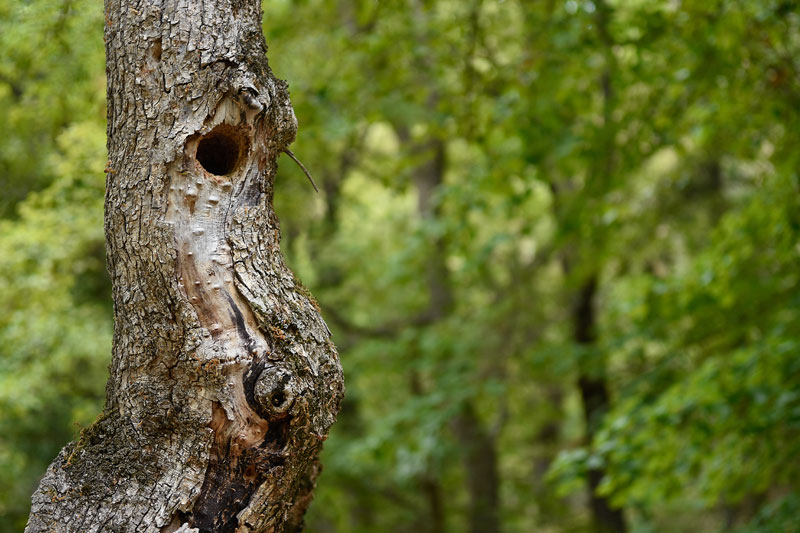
xmin=26 ymin=1 xmax=343 ymax=531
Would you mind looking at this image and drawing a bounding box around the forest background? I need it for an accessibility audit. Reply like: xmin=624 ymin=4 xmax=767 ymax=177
xmin=1 ymin=0 xmax=799 ymax=532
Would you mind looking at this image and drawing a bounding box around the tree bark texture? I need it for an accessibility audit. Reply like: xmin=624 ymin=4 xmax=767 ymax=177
xmin=26 ymin=1 xmax=344 ymax=532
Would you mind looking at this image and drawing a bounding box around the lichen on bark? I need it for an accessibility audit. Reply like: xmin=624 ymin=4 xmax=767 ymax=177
xmin=25 ymin=1 xmax=343 ymax=532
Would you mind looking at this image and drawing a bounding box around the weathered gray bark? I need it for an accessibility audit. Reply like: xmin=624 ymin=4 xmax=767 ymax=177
xmin=25 ymin=1 xmax=343 ymax=532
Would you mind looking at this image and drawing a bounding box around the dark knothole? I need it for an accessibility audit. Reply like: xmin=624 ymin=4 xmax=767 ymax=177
xmin=195 ymin=125 xmax=245 ymax=176
xmin=252 ymin=367 xmax=294 ymax=421
xmin=271 ymin=391 xmax=285 ymax=408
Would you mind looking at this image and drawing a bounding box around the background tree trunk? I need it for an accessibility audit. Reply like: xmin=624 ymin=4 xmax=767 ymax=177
xmin=411 ymin=137 xmax=501 ymax=533
xmin=25 ymin=1 xmax=344 ymax=531
xmin=573 ymin=276 xmax=626 ymax=533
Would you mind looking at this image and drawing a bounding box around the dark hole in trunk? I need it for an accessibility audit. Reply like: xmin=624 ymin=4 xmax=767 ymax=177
xmin=271 ymin=391 xmax=285 ymax=407
xmin=196 ymin=126 xmax=243 ymax=176
xmin=261 ymin=417 xmax=290 ymax=451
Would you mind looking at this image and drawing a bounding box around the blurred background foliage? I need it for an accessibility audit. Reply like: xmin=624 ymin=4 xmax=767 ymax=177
xmin=1 ymin=0 xmax=799 ymax=531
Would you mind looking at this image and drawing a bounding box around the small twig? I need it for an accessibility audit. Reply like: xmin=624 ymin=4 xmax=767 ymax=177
xmin=281 ymin=149 xmax=319 ymax=193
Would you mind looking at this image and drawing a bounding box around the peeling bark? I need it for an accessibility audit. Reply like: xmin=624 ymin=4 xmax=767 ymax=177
xmin=25 ymin=1 xmax=343 ymax=532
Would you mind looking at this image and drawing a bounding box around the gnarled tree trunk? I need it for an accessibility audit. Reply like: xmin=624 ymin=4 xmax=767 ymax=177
xmin=25 ymin=1 xmax=343 ymax=531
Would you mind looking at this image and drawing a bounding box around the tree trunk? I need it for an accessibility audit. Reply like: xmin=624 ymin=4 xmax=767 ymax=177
xmin=573 ymin=276 xmax=626 ymax=533
xmin=411 ymin=138 xmax=500 ymax=533
xmin=452 ymin=405 xmax=501 ymax=533
xmin=25 ymin=1 xmax=343 ymax=532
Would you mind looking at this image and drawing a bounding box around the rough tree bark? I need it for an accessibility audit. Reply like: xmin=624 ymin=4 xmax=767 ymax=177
xmin=25 ymin=1 xmax=343 ymax=531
